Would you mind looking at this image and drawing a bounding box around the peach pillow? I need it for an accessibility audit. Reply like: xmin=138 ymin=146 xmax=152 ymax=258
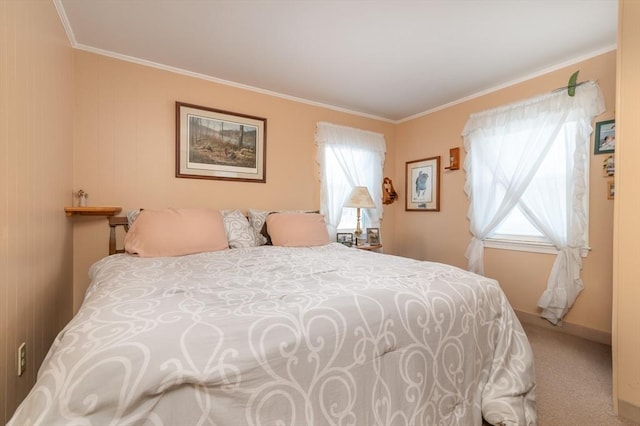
xmin=124 ymin=208 xmax=228 ymax=257
xmin=266 ymin=213 xmax=330 ymax=247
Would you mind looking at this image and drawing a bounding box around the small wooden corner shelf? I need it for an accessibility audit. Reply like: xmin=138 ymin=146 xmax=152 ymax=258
xmin=444 ymin=147 xmax=460 ymax=170
xmin=64 ymin=206 xmax=122 ymax=217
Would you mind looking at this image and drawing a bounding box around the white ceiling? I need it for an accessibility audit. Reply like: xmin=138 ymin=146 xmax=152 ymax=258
xmin=55 ymin=0 xmax=618 ymax=122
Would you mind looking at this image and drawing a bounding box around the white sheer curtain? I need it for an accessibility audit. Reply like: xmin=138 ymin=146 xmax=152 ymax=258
xmin=315 ymin=122 xmax=386 ymax=238
xmin=462 ymin=82 xmax=605 ymax=324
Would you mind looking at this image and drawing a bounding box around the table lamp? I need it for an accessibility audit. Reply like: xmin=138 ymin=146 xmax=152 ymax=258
xmin=344 ymin=186 xmax=375 ymax=240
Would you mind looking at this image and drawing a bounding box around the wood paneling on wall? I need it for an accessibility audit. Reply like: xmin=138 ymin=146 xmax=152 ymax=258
xmin=613 ymin=0 xmax=640 ymax=421
xmin=0 ymin=0 xmax=74 ymax=422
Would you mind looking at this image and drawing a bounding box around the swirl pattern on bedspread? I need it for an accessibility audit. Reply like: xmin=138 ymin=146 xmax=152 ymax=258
xmin=9 ymin=243 xmax=535 ymax=426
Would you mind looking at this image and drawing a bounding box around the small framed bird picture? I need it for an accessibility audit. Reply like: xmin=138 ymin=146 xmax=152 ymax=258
xmin=405 ymin=156 xmax=440 ymax=211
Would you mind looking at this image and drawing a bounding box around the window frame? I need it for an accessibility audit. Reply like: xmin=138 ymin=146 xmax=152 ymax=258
xmin=471 ymin=120 xmax=591 ymax=257
xmin=315 ymin=122 xmax=386 ymax=241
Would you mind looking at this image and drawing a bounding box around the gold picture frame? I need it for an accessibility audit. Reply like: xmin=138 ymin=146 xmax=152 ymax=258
xmin=176 ymin=102 xmax=267 ymax=182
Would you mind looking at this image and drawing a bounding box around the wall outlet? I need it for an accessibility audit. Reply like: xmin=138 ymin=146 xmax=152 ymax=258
xmin=18 ymin=342 xmax=26 ymax=377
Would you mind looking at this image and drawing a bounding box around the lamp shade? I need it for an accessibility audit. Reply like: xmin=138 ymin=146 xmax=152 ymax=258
xmin=344 ymin=186 xmax=375 ymax=208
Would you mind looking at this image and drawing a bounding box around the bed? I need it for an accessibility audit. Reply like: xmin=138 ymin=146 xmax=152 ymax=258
xmin=9 ymin=209 xmax=536 ymax=425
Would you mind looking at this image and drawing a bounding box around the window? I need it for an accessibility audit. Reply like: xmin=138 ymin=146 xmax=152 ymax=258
xmin=483 ymin=120 xmax=589 ymax=255
xmin=463 ymin=82 xmax=605 ymax=324
xmin=315 ymin=122 xmax=386 ymax=239
xmin=324 ymin=145 xmax=378 ymax=231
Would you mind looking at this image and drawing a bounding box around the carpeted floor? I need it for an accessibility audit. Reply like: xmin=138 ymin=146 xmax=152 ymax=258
xmin=522 ymin=322 xmax=639 ymax=426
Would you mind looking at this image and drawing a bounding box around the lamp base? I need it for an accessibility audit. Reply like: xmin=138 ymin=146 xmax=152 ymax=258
xmin=355 ymin=207 xmax=363 ymax=237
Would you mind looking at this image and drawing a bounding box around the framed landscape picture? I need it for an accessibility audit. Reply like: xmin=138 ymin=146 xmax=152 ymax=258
xmin=405 ymin=156 xmax=440 ymax=211
xmin=176 ymin=102 xmax=267 ymax=182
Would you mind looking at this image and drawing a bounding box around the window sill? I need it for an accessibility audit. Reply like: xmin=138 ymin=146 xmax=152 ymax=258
xmin=484 ymin=238 xmax=590 ymax=257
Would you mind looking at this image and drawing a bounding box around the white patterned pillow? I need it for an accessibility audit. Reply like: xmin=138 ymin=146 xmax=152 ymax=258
xmin=221 ymin=210 xmax=258 ymax=248
xmin=126 ymin=209 xmax=142 ymax=227
xmin=247 ymin=209 xmax=270 ymax=246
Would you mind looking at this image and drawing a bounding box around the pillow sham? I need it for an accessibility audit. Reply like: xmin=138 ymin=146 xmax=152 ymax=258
xmin=248 ymin=208 xmax=320 ymax=246
xmin=266 ymin=212 xmax=330 ymax=247
xmin=124 ymin=208 xmax=228 ymax=257
xmin=221 ymin=209 xmax=258 ymax=248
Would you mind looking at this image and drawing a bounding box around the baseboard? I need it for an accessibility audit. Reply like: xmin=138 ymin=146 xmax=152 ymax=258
xmin=514 ymin=309 xmax=612 ymax=346
xmin=618 ymin=399 xmax=640 ymax=423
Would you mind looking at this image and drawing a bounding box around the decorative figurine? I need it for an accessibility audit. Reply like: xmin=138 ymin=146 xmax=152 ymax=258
xmin=382 ymin=177 xmax=398 ymax=205
xmin=77 ymin=189 xmax=88 ymax=207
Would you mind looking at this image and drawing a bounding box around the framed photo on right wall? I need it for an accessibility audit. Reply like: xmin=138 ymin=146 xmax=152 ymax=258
xmin=594 ymin=119 xmax=615 ymax=155
xmin=405 ymin=156 xmax=441 ymax=211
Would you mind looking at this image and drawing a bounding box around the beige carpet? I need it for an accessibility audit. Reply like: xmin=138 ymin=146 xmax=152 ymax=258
xmin=522 ymin=322 xmax=638 ymax=426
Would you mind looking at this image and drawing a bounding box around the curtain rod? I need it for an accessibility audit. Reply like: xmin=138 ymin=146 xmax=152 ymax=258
xmin=551 ymin=80 xmax=594 ymax=94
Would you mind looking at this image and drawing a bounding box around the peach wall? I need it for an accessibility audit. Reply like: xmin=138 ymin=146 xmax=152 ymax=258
xmin=72 ymin=51 xmax=398 ymax=310
xmin=72 ymin=49 xmax=619 ymax=336
xmin=612 ymin=0 xmax=640 ymax=420
xmin=395 ymin=51 xmax=617 ymax=336
xmin=0 ymin=0 xmax=74 ymax=422
xmin=2 ymin=3 xmax=633 ymax=421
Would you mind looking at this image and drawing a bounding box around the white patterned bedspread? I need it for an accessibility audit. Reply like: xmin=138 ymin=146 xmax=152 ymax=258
xmin=10 ymin=243 xmax=535 ymax=426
